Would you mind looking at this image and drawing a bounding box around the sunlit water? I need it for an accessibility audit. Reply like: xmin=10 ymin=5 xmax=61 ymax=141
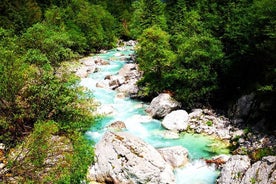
xmin=81 ymin=46 xmax=221 ymax=184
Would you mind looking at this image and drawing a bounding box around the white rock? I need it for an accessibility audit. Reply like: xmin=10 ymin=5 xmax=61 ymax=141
xmin=0 ymin=143 xmax=5 ymax=150
xmin=87 ymin=131 xmax=175 ymax=184
xmin=115 ymin=92 xmax=126 ymax=99
xmin=162 ymin=110 xmax=189 ymax=131
xmin=217 ymin=155 xmax=251 ymax=184
xmin=96 ymin=80 xmax=110 ymax=89
xmin=158 ymin=146 xmax=189 ymax=168
xmin=116 ymin=83 xmax=139 ymax=97
xmin=0 ymin=163 xmax=5 ymax=169
xmin=96 ymin=105 xmax=116 ymax=115
xmin=241 ymin=156 xmax=276 ymax=184
xmin=146 ymin=93 xmax=181 ymax=119
xmin=188 ymin=109 xmax=203 ymax=118
xmin=159 ymin=130 xmax=180 ymax=139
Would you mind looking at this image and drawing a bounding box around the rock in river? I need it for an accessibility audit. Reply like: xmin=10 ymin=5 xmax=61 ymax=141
xmin=87 ymin=131 xmax=175 ymax=184
xmin=146 ymin=93 xmax=181 ymax=119
xmin=158 ymin=146 xmax=189 ymax=168
xmin=162 ymin=110 xmax=189 ymax=131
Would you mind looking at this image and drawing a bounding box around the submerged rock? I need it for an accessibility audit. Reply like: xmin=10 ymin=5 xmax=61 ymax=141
xmin=106 ymin=121 xmax=126 ymax=131
xmin=162 ymin=110 xmax=189 ymax=131
xmin=146 ymin=93 xmax=181 ymax=119
xmin=87 ymin=131 xmax=175 ymax=184
xmin=158 ymin=146 xmax=189 ymax=168
xmin=159 ymin=130 xmax=180 ymax=139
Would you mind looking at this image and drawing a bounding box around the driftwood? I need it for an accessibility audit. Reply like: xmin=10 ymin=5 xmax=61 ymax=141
xmin=205 ymin=158 xmax=226 ymax=166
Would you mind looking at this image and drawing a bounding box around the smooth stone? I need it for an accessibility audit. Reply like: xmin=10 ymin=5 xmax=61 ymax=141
xmin=162 ymin=110 xmax=189 ymax=131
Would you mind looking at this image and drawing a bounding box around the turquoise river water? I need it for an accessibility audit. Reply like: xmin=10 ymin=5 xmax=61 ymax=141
xmin=81 ymin=46 xmax=221 ymax=184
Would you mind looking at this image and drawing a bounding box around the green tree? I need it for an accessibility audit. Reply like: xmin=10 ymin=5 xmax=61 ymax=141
xmin=0 ymin=0 xmax=42 ymax=32
xmin=136 ymin=26 xmax=175 ymax=96
xmin=165 ymin=0 xmax=187 ymax=35
xmin=21 ymin=23 xmax=76 ymax=67
xmin=72 ymin=1 xmax=117 ymax=51
xmin=170 ymin=34 xmax=224 ymax=106
xmin=130 ymin=0 xmax=167 ymax=38
xmin=22 ymin=69 xmax=96 ymax=132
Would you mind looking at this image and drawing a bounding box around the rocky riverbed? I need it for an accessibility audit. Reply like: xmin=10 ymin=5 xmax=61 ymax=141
xmin=77 ymin=40 xmax=275 ymax=183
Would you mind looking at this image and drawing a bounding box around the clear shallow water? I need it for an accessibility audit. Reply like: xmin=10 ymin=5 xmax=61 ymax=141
xmin=81 ymin=47 xmax=220 ymax=184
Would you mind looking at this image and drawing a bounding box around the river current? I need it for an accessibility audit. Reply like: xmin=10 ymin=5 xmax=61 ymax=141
xmin=80 ymin=46 xmax=220 ymax=183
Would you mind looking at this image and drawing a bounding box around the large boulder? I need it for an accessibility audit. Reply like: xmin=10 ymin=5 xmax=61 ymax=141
xmin=241 ymin=156 xmax=276 ymax=184
xmin=230 ymin=93 xmax=255 ymax=123
xmin=158 ymin=146 xmax=189 ymax=168
xmin=218 ymin=155 xmax=276 ymax=184
xmin=146 ymin=93 xmax=181 ymax=119
xmin=217 ymin=155 xmax=251 ymax=184
xmin=162 ymin=110 xmax=189 ymax=131
xmin=87 ymin=131 xmax=175 ymax=184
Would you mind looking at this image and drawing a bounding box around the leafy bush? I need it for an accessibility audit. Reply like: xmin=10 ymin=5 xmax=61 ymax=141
xmin=3 ymin=121 xmax=94 ymax=183
xmin=250 ymin=147 xmax=275 ymax=161
xmin=21 ymin=23 xmax=77 ymax=67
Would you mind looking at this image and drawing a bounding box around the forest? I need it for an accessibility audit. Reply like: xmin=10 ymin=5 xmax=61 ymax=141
xmin=0 ymin=0 xmax=275 ymax=183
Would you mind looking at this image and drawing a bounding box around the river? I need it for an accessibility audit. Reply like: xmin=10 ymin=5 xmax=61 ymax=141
xmin=80 ymin=45 xmax=221 ymax=183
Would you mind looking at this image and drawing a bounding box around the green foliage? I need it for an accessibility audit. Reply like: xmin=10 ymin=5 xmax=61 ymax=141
xmin=5 ymin=121 xmax=60 ymax=182
xmin=250 ymin=147 xmax=276 ymax=162
xmin=22 ymin=69 xmax=96 ymax=133
xmin=21 ymin=23 xmax=76 ymax=67
xmin=130 ymin=0 xmax=167 ymax=38
xmin=206 ymin=121 xmax=213 ymax=126
xmin=0 ymin=0 xmax=42 ymax=32
xmin=169 ymin=34 xmax=223 ymax=107
xmin=67 ymin=132 xmax=94 ymax=183
xmin=0 ymin=29 xmax=33 ymax=144
xmin=71 ymin=2 xmax=117 ymax=51
xmin=206 ymin=138 xmax=230 ymax=155
xmin=250 ymin=177 xmax=257 ymax=184
xmin=3 ymin=121 xmax=94 ymax=183
xmin=129 ymin=0 xmax=146 ymax=38
xmin=136 ymin=26 xmax=175 ymax=96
